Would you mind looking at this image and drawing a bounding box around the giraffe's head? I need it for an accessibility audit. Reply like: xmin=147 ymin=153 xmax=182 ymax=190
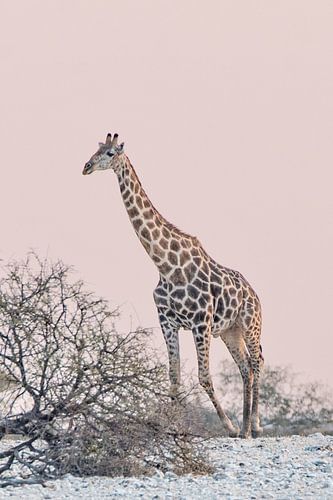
xmin=82 ymin=133 xmax=125 ymax=175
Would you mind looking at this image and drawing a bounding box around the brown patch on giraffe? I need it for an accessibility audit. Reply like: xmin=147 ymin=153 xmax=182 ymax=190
xmin=244 ymin=315 xmax=252 ymax=327
xmin=188 ymin=284 xmax=200 ymax=299
xmin=223 ymin=289 xmax=230 ymax=307
xmin=225 ymin=308 xmax=232 ymax=319
xmin=184 ymin=262 xmax=197 ymax=281
xmin=152 ymin=244 xmax=165 ymax=258
xmin=143 ymin=199 xmax=150 ymax=208
xmin=160 ymin=238 xmax=169 ymax=249
xmin=170 ymin=239 xmax=180 ymax=252
xmin=184 ymin=298 xmax=196 ymax=310
xmin=156 ymin=216 xmax=165 ymax=228
xmin=215 ymin=299 xmax=224 ymax=316
xmin=136 ymin=196 xmax=143 ymax=209
xmin=152 ymin=228 xmax=160 ymax=240
xmin=162 ymin=227 xmax=171 ymax=239
xmin=223 ymin=276 xmax=232 ymax=287
xmin=132 ymin=218 xmax=143 ymax=232
xmin=160 ymin=262 xmax=173 ymax=275
xmin=128 ymin=206 xmax=139 ymax=218
xmin=171 ymin=288 xmax=186 ymax=300
xmin=170 ymin=268 xmax=186 ymax=286
xmin=168 ymin=251 xmax=178 ymax=265
xmin=155 ymin=288 xmax=167 ymax=299
xmin=193 ymin=310 xmax=206 ymax=324
xmin=141 ymin=227 xmax=151 ymax=241
xmin=147 ymin=221 xmax=155 ymax=230
xmin=144 ymin=209 xmax=154 ymax=220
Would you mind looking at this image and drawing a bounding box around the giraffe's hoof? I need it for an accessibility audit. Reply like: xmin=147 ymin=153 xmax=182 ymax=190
xmin=239 ymin=431 xmax=251 ymax=439
xmin=251 ymin=427 xmax=263 ymax=438
xmin=228 ymin=426 xmax=240 ymax=438
xmin=169 ymin=393 xmax=185 ymax=408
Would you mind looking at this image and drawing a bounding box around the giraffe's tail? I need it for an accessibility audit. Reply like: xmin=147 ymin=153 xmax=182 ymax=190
xmin=259 ymin=344 xmax=264 ymax=363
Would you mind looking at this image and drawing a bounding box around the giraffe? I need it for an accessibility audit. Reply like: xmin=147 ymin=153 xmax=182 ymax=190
xmin=82 ymin=133 xmax=264 ymax=438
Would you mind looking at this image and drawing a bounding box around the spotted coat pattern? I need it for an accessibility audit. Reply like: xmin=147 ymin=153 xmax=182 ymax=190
xmin=83 ymin=136 xmax=264 ymax=438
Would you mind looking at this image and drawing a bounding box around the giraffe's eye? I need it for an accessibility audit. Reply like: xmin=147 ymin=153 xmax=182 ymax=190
xmin=106 ymin=151 xmax=114 ymax=157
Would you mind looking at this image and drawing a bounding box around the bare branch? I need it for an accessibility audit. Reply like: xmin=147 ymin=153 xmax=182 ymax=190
xmin=0 ymin=253 xmax=209 ymax=481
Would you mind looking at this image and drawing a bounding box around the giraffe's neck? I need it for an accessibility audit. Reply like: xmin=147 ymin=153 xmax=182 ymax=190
xmin=116 ymin=155 xmax=191 ymax=278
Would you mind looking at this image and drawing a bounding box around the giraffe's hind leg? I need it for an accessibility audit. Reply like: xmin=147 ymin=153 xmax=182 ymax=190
xmin=220 ymin=327 xmax=253 ymax=438
xmin=242 ymin=324 xmax=264 ymax=437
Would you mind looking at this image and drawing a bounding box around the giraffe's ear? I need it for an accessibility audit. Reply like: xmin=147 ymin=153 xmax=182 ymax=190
xmin=98 ymin=142 xmax=104 ymax=147
xmin=116 ymin=142 xmax=125 ymax=153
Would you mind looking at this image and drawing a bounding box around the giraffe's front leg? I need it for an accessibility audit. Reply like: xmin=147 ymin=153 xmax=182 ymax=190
xmin=158 ymin=314 xmax=180 ymax=400
xmin=193 ymin=323 xmax=239 ymax=437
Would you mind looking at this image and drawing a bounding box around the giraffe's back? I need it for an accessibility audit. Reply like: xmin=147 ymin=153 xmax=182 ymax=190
xmin=153 ymin=241 xmax=261 ymax=334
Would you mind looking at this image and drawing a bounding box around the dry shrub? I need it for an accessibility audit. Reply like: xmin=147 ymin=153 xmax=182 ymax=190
xmin=0 ymin=253 xmax=210 ymax=482
xmin=210 ymin=359 xmax=333 ymax=435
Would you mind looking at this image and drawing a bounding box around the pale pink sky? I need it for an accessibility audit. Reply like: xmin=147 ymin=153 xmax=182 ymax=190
xmin=1 ymin=1 xmax=332 ymax=384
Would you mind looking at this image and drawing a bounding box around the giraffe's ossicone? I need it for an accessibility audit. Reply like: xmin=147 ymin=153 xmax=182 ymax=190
xmin=83 ymin=133 xmax=264 ymax=438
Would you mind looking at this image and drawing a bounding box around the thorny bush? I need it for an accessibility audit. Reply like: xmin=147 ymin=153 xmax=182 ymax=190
xmin=0 ymin=254 xmax=210 ymax=484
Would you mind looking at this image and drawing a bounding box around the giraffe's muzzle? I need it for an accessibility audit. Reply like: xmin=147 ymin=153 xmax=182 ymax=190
xmin=83 ymin=162 xmax=93 ymax=175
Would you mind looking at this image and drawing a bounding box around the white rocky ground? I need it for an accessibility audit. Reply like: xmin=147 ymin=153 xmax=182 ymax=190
xmin=0 ymin=433 xmax=332 ymax=499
